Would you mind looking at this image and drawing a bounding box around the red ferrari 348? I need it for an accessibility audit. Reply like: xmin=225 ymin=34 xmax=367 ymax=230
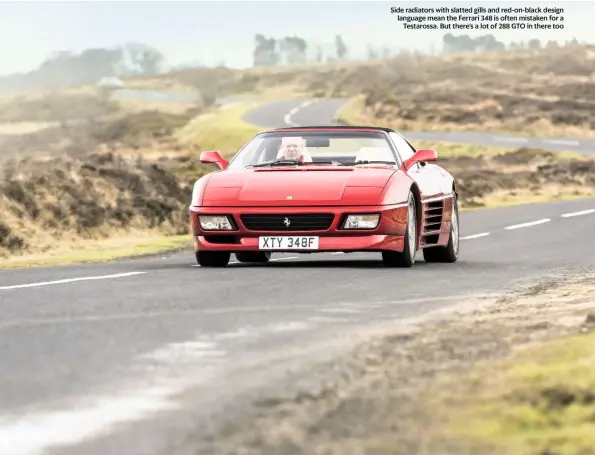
xmin=189 ymin=126 xmax=459 ymax=267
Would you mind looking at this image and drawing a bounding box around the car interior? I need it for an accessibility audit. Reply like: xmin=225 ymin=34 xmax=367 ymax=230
xmin=249 ymin=136 xmax=397 ymax=166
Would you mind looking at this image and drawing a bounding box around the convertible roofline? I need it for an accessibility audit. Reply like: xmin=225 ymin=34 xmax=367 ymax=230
xmin=270 ymin=125 xmax=397 ymax=133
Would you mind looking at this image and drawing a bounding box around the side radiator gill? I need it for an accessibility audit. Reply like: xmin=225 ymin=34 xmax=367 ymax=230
xmin=422 ymin=200 xmax=444 ymax=245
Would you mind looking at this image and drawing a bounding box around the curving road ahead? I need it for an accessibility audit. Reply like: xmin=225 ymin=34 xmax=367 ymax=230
xmin=243 ymin=98 xmax=595 ymax=155
xmin=1 ymin=99 xmax=595 ymax=455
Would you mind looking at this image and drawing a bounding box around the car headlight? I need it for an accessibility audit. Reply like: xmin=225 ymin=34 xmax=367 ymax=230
xmin=342 ymin=214 xmax=380 ymax=229
xmin=198 ymin=215 xmax=234 ymax=230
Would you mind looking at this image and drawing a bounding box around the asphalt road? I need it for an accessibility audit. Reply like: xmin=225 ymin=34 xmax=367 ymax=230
xmin=2 ymin=99 xmax=595 ymax=455
xmin=242 ymin=98 xmax=595 ymax=155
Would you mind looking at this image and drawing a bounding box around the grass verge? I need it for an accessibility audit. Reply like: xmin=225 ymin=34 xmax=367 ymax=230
xmin=463 ymin=191 xmax=595 ymax=211
xmin=434 ymin=331 xmax=595 ymax=455
xmin=175 ymin=102 xmax=263 ymax=155
xmin=0 ymin=233 xmax=191 ymax=269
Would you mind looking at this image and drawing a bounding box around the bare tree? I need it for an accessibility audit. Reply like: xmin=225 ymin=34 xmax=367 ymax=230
xmin=335 ymin=35 xmax=348 ymax=60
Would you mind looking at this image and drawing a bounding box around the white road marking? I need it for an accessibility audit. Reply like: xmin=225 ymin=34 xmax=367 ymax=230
xmin=547 ymin=139 xmax=579 ymax=146
xmin=283 ymin=113 xmax=295 ymax=126
xmin=0 ymin=272 xmax=146 ymax=291
xmin=504 ymin=218 xmax=551 ymax=230
xmin=283 ymin=99 xmax=315 ymax=126
xmin=493 ymin=136 xmax=528 ymax=143
xmin=561 ymin=208 xmax=595 ymax=218
xmin=460 ymin=232 xmax=490 ymax=240
xmin=331 ymin=252 xmax=345 ymax=254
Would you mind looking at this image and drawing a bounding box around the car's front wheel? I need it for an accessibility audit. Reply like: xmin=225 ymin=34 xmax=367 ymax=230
xmin=235 ymin=252 xmax=271 ymax=263
xmin=195 ymin=251 xmax=230 ymax=267
xmin=423 ymin=191 xmax=460 ymax=263
xmin=382 ymin=191 xmax=417 ymax=268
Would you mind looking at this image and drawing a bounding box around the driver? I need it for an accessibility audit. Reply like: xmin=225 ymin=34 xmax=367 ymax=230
xmin=276 ymin=136 xmax=312 ymax=162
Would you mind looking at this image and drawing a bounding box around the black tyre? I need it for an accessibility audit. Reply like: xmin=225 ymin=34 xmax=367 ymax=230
xmin=195 ymin=251 xmax=231 ymax=267
xmin=382 ymin=191 xmax=417 ymax=268
xmin=235 ymin=252 xmax=272 ymax=263
xmin=423 ymin=191 xmax=459 ymax=263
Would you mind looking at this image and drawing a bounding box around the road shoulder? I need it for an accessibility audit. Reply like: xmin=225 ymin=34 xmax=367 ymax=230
xmin=188 ymin=268 xmax=595 ymax=455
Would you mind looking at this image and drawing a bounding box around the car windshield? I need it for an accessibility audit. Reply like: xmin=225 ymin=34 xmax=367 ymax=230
xmin=226 ymin=131 xmax=397 ymax=170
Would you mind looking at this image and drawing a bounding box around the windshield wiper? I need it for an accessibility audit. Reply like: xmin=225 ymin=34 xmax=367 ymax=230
xmin=250 ymin=159 xmax=301 ymax=167
xmin=250 ymin=160 xmax=337 ymax=168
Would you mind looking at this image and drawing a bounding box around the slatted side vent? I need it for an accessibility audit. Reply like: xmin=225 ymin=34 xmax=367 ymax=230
xmin=422 ymin=200 xmax=444 ymax=245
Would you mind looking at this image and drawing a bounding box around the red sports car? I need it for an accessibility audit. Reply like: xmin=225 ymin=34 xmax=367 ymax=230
xmin=189 ymin=126 xmax=459 ymax=267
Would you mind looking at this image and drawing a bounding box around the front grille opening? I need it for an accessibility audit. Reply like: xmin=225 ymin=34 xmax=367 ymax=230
xmin=240 ymin=214 xmax=335 ymax=231
xmin=204 ymin=235 xmax=240 ymax=244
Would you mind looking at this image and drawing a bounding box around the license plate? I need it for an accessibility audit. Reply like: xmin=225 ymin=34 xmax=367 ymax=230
xmin=258 ymin=236 xmax=319 ymax=250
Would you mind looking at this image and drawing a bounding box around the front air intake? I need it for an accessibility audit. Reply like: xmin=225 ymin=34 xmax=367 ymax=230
xmin=240 ymin=214 xmax=335 ymax=231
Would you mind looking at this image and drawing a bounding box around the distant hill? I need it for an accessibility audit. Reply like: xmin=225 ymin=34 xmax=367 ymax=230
xmin=0 ymin=43 xmax=165 ymax=95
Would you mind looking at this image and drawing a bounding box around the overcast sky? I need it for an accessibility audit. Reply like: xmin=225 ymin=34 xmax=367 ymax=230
xmin=1 ymin=0 xmax=593 ymax=75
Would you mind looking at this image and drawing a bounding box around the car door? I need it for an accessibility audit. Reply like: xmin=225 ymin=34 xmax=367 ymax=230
xmin=388 ymin=132 xmax=443 ymax=200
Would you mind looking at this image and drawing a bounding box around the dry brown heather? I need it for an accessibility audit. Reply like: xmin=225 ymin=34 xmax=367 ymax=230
xmin=439 ymin=149 xmax=595 ymax=208
xmin=0 ymin=152 xmax=196 ymax=257
xmin=0 ymin=92 xmax=211 ymax=258
xmin=0 ymin=91 xmax=202 ymax=160
xmin=146 ymin=44 xmax=595 ymax=137
xmin=335 ymin=46 xmax=595 ymax=137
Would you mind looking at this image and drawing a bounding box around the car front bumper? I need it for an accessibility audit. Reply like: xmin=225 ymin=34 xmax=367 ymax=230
xmin=189 ymin=203 xmax=409 ymax=253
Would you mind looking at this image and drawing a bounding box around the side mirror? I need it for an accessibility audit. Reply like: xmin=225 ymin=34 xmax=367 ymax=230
xmin=403 ymin=149 xmax=437 ymax=170
xmin=199 ymin=151 xmax=229 ymax=170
